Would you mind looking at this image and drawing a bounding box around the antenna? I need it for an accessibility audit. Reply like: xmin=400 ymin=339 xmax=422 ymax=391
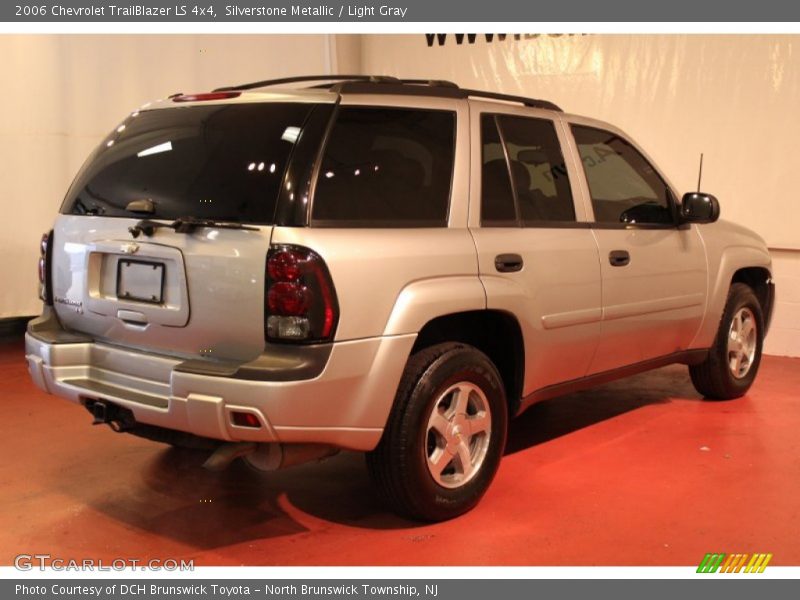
xmin=696 ymin=153 xmax=704 ymax=193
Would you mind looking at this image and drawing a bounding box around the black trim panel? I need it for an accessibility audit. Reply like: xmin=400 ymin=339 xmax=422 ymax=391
xmin=175 ymin=342 xmax=332 ymax=382
xmin=518 ymin=348 xmax=710 ymax=415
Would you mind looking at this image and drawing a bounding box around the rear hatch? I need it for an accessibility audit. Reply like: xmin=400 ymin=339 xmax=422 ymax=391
xmin=51 ymin=98 xmax=321 ymax=362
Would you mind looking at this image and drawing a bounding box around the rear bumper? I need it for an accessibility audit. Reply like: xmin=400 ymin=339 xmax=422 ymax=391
xmin=25 ymin=320 xmax=415 ymax=452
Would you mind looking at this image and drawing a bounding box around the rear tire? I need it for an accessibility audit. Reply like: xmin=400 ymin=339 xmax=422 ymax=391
xmin=366 ymin=343 xmax=508 ymax=521
xmin=690 ymin=283 xmax=764 ymax=400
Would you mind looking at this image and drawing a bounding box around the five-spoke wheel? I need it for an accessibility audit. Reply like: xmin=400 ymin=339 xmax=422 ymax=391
xmin=425 ymin=382 xmax=492 ymax=489
xmin=691 ymin=282 xmax=764 ymax=399
xmin=367 ymin=343 xmax=508 ymax=521
xmin=727 ymin=307 xmax=757 ymax=379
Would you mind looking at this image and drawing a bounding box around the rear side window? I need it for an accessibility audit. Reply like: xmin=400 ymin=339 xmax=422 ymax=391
xmin=497 ymin=115 xmax=575 ymax=224
xmin=311 ymin=107 xmax=455 ymax=227
xmin=61 ymin=103 xmax=316 ymax=223
xmin=572 ymin=125 xmax=674 ymax=225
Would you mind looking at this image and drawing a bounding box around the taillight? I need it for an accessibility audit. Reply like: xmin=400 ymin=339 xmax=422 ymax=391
xmin=172 ymin=92 xmax=241 ymax=103
xmin=265 ymin=245 xmax=338 ymax=343
xmin=38 ymin=231 xmax=53 ymax=305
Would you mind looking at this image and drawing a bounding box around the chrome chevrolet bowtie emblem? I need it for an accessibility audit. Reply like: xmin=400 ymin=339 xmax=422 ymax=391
xmin=121 ymin=242 xmax=139 ymax=254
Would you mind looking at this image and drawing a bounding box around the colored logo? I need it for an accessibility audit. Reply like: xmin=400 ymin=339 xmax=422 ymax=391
xmin=697 ymin=553 xmax=772 ymax=573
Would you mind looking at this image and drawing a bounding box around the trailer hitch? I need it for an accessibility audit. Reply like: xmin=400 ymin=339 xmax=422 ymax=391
xmin=85 ymin=400 xmax=136 ymax=432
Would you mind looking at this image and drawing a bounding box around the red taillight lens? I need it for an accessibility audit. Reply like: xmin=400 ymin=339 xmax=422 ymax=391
xmin=267 ymin=250 xmax=303 ymax=282
xmin=267 ymin=282 xmax=311 ymax=315
xmin=265 ymin=245 xmax=338 ymax=343
xmin=172 ymin=92 xmax=241 ymax=103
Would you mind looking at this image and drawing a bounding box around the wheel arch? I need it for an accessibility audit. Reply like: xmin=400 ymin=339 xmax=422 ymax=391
xmin=731 ymin=266 xmax=775 ymax=332
xmin=691 ymin=245 xmax=773 ymax=349
xmin=410 ymin=310 xmax=525 ymax=417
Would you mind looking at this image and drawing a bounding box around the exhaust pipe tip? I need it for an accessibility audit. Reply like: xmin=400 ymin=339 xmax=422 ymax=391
xmin=202 ymin=442 xmax=257 ymax=471
xmin=244 ymin=443 xmax=339 ymax=472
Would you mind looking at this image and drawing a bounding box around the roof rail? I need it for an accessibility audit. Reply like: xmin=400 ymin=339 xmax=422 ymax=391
xmin=213 ymin=74 xmax=399 ymax=92
xmin=311 ymin=78 xmax=459 ymax=90
xmin=211 ymin=74 xmax=563 ymax=112
xmin=391 ymin=78 xmax=460 ymax=89
xmin=461 ymin=88 xmax=563 ymax=112
xmin=333 ymin=81 xmax=563 ymax=112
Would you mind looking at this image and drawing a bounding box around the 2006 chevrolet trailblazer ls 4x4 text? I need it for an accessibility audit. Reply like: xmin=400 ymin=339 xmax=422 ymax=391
xmin=26 ymin=75 xmax=775 ymax=520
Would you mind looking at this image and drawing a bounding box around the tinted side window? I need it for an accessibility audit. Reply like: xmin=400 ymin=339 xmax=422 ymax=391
xmin=572 ymin=125 xmax=674 ymax=225
xmin=312 ymin=107 xmax=455 ymax=227
xmin=61 ymin=103 xmax=315 ymax=223
xmin=480 ymin=115 xmax=517 ymax=225
xmin=497 ymin=115 xmax=575 ymax=224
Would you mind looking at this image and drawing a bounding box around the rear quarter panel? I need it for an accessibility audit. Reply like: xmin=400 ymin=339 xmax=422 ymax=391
xmin=269 ymin=227 xmax=484 ymax=341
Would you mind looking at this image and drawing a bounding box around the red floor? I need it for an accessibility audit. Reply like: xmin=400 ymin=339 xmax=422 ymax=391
xmin=1 ymin=338 xmax=798 ymax=566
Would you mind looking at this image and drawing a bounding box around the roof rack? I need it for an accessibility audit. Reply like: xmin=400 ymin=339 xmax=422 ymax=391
xmin=213 ymin=74 xmax=400 ymax=92
xmin=461 ymin=88 xmax=563 ymax=111
xmin=211 ymin=74 xmax=562 ymax=112
xmin=331 ymin=81 xmax=563 ymax=112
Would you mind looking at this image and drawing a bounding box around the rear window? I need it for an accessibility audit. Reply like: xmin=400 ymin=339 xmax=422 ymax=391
xmin=311 ymin=107 xmax=456 ymax=227
xmin=61 ymin=103 xmax=316 ymax=223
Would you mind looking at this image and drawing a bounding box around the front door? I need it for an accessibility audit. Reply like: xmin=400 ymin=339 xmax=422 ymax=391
xmin=567 ymin=121 xmax=707 ymax=374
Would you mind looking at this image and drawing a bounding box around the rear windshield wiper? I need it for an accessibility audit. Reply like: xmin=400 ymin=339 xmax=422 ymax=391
xmin=129 ymin=217 xmax=260 ymax=238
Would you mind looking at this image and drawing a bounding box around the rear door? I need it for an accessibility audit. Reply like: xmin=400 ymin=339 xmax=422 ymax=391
xmin=468 ymin=101 xmax=603 ymax=399
xmin=565 ymin=120 xmax=707 ymax=373
xmin=52 ymin=99 xmax=329 ymax=362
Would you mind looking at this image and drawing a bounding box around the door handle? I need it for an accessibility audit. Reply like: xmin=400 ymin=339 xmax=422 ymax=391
xmin=117 ymin=309 xmax=148 ymax=326
xmin=609 ymin=250 xmax=630 ymax=267
xmin=495 ymin=253 xmax=524 ymax=273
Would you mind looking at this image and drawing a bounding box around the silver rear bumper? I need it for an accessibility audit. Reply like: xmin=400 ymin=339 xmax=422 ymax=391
xmin=25 ymin=330 xmax=415 ymax=451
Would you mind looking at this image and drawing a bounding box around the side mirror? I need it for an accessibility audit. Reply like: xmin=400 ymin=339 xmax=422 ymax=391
xmin=680 ymin=192 xmax=720 ymax=224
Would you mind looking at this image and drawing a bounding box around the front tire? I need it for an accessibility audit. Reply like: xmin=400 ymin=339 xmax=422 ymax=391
xmin=690 ymin=283 xmax=764 ymax=400
xmin=366 ymin=343 xmax=508 ymax=521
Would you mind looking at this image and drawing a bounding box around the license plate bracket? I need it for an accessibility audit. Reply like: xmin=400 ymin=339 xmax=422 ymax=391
xmin=117 ymin=259 xmax=165 ymax=304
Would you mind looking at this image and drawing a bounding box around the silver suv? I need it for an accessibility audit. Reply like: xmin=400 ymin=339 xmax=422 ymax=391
xmin=26 ymin=75 xmax=775 ymax=521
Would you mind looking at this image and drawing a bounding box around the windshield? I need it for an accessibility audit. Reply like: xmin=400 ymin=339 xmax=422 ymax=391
xmin=61 ymin=102 xmax=317 ymax=223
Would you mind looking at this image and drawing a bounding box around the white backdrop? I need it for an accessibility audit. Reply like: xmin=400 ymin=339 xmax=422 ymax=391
xmin=0 ymin=34 xmax=334 ymax=319
xmin=360 ymin=34 xmax=800 ymax=356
